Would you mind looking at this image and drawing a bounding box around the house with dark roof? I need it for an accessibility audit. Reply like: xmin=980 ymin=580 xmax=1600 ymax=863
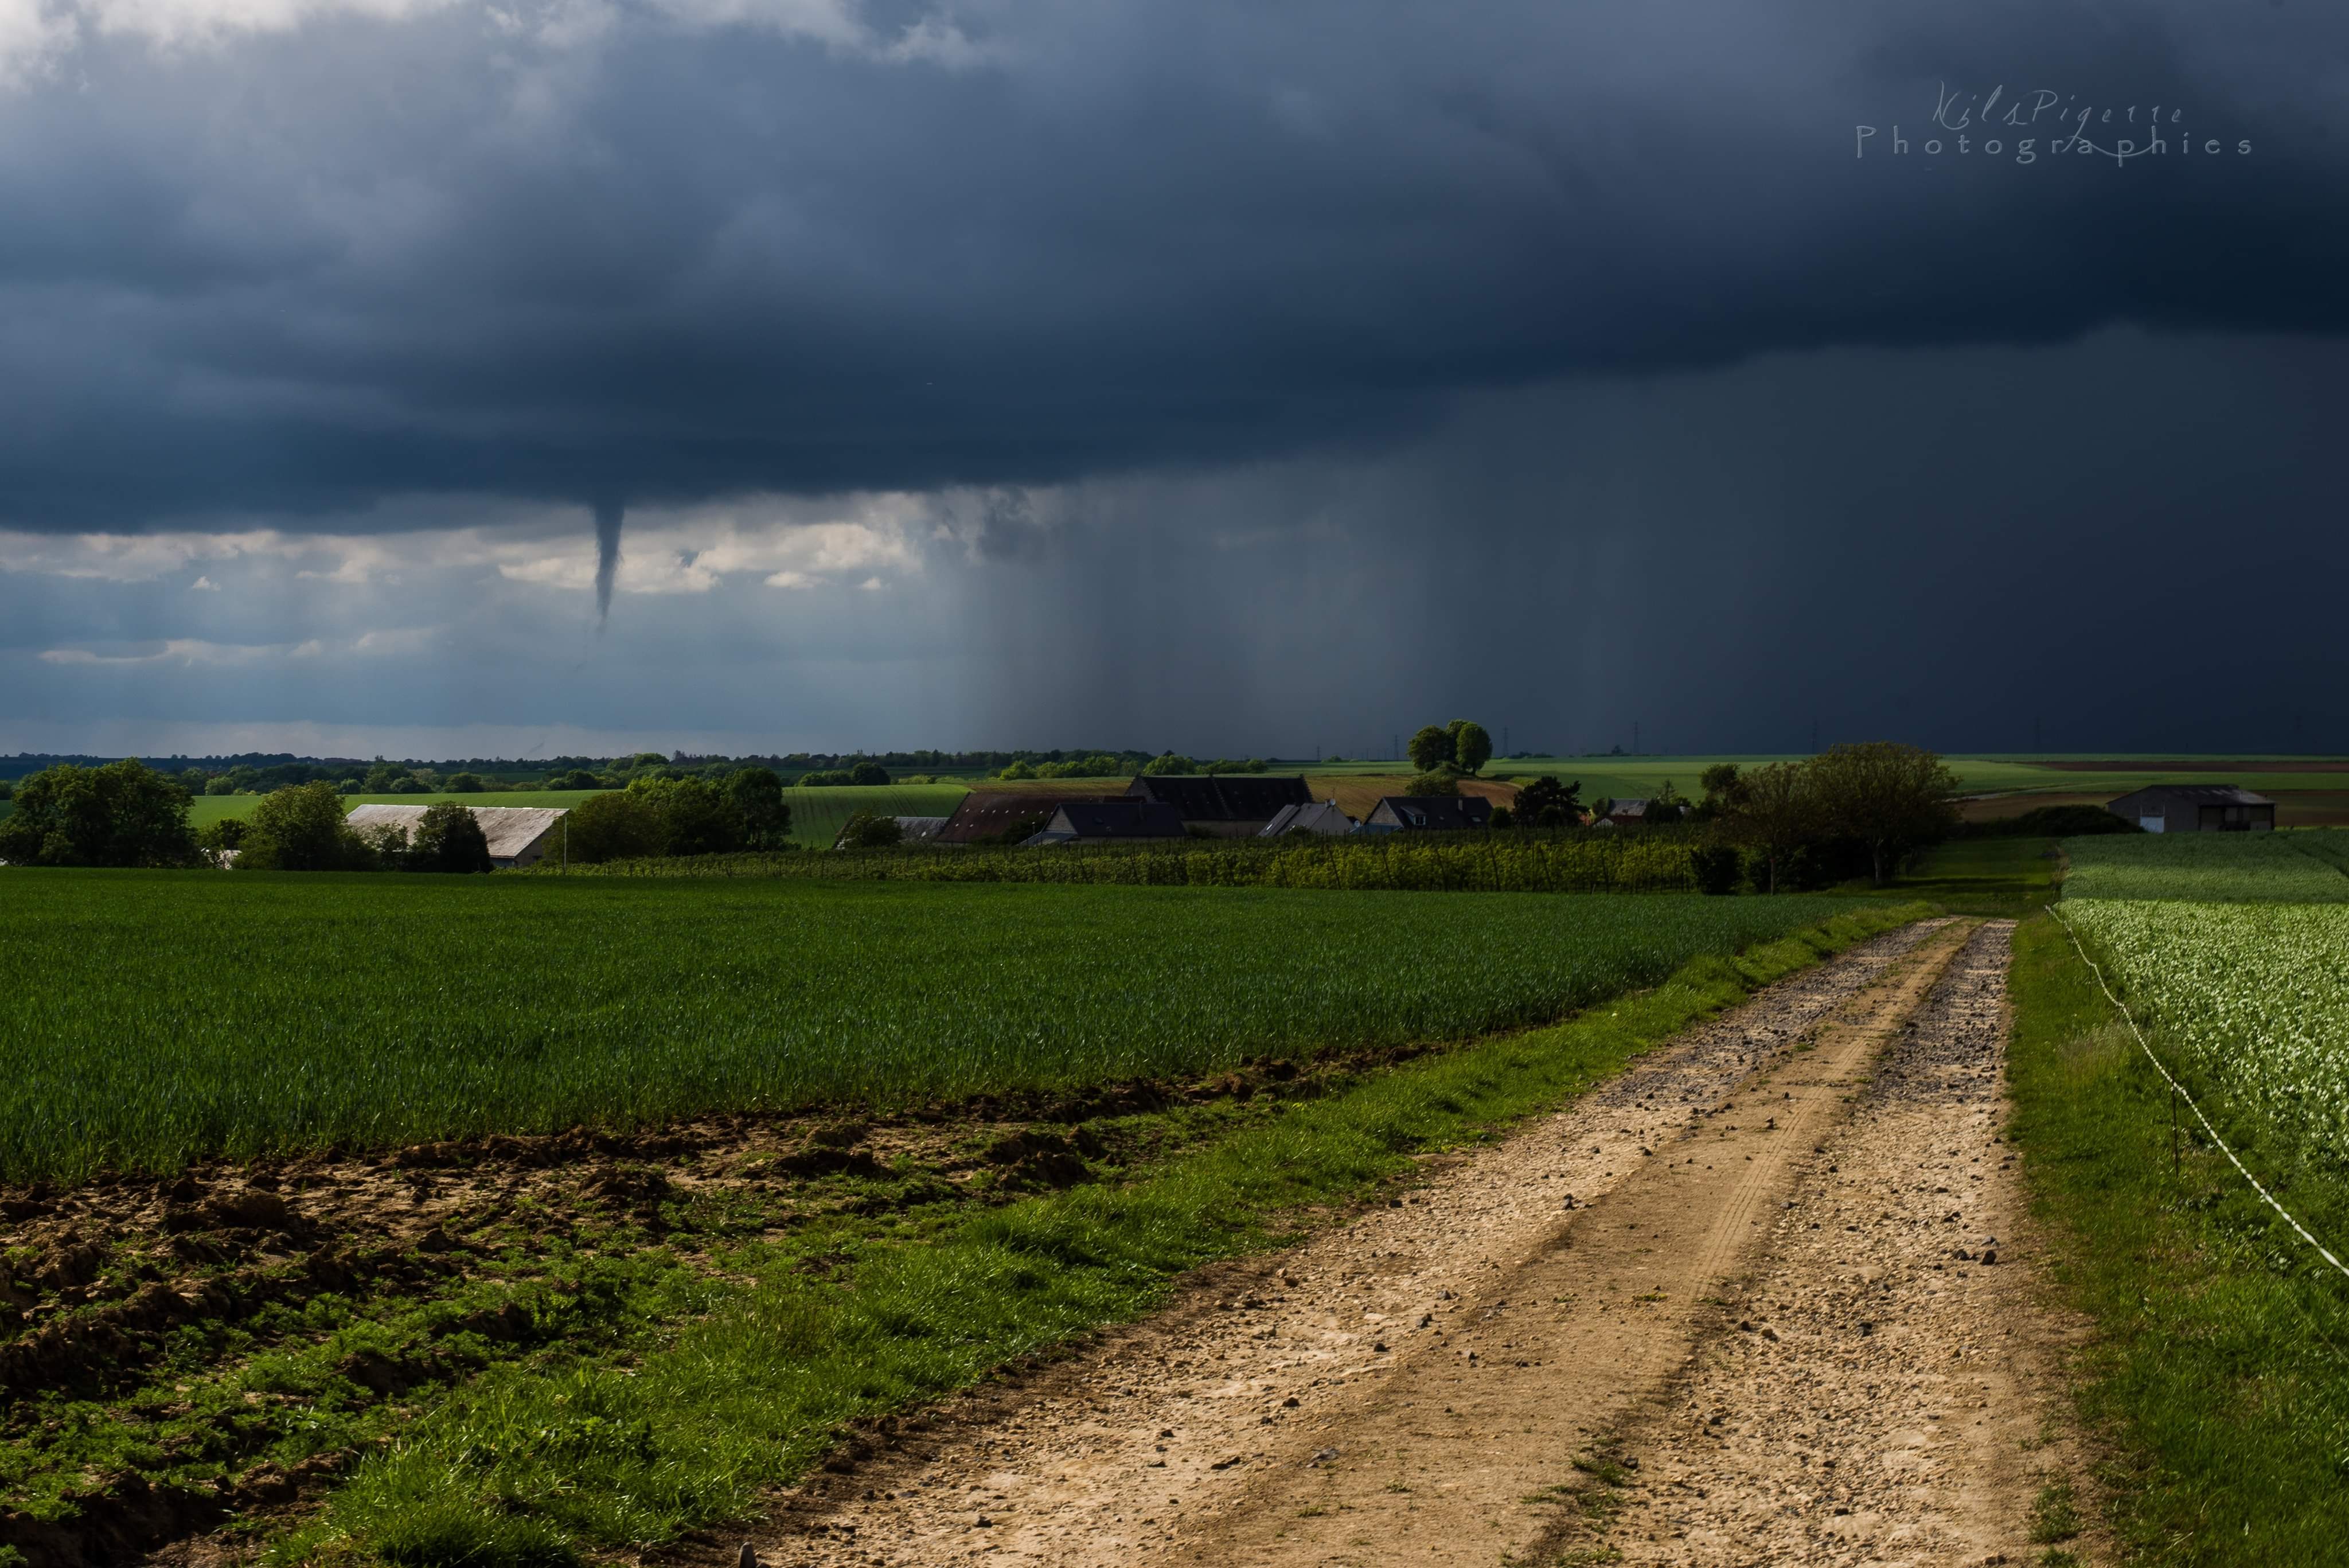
xmin=1599 ymin=798 xmax=1649 ymax=828
xmin=1258 ymin=800 xmax=1355 ymax=837
xmin=2106 ymin=785 xmax=2276 ymax=833
xmin=1363 ymin=795 xmax=1493 ymax=832
xmin=1125 ymin=774 xmax=1313 ymax=836
xmin=1024 ymin=799 xmax=1190 ymax=845
xmin=935 ymin=791 xmax=1116 ymax=844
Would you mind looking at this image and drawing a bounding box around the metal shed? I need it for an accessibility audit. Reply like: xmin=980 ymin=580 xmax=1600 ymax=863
xmin=2104 ymin=785 xmax=2276 ymax=833
xmin=344 ymin=803 xmax=569 ymax=866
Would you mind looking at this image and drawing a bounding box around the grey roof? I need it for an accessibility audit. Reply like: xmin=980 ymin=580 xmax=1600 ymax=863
xmin=345 ymin=803 xmax=567 ymax=860
xmin=1367 ymin=795 xmax=1494 ymax=830
xmin=1258 ymin=801 xmax=1355 ymax=836
xmin=2108 ymin=785 xmax=2275 ymax=808
xmin=895 ymin=815 xmax=950 ymax=841
xmin=1046 ymin=800 xmax=1189 ymax=839
xmin=1125 ymin=774 xmax=1313 ymax=821
xmin=1606 ymin=798 xmax=1649 ymax=818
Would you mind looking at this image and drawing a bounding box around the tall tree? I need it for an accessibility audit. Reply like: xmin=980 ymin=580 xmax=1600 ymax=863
xmin=1728 ymin=761 xmax=1819 ymax=894
xmin=1807 ymin=742 xmax=1960 ymax=886
xmin=1407 ymin=725 xmax=1455 ymax=773
xmin=238 ymin=782 xmax=378 ymax=871
xmin=1513 ymin=775 xmax=1583 ymax=828
xmin=1447 ymin=720 xmax=1493 ymax=775
xmin=725 ymin=767 xmax=794 ymax=849
xmin=405 ymin=801 xmax=494 ymax=873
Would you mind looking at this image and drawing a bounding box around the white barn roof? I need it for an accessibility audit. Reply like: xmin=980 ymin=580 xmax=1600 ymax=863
xmin=346 ymin=803 xmax=567 ymax=864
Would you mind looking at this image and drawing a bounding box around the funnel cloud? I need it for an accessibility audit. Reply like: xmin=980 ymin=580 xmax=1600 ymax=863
xmin=592 ymin=501 xmax=625 ymax=629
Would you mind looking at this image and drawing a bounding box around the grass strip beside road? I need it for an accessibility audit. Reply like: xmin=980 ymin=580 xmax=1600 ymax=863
xmin=2005 ymin=914 xmax=2349 ymax=1567
xmin=284 ymin=904 xmax=1927 ymax=1566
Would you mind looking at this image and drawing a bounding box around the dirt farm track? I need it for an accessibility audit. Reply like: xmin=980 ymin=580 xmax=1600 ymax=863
xmin=684 ymin=918 xmax=2101 ymax=1568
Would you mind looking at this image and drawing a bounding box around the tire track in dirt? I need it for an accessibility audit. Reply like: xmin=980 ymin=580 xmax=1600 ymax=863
xmin=709 ymin=918 xmax=1979 ymax=1568
xmin=1566 ymin=919 xmax=2102 ymax=1567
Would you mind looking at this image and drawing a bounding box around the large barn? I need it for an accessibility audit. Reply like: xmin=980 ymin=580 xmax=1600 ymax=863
xmin=1123 ymin=774 xmax=1313 ymax=836
xmin=344 ymin=803 xmax=569 ymax=867
xmin=2105 ymin=785 xmax=2276 ymax=833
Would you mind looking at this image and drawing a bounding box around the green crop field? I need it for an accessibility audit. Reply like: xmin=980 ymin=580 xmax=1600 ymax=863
xmin=0 ymin=871 xmax=1868 ymax=1184
xmin=2062 ymin=898 xmax=2349 ymax=1168
xmin=2015 ymin=826 xmax=2349 ymax=1561
xmin=177 ymin=783 xmax=972 ymax=847
xmin=2059 ymin=830 xmax=2349 ymax=903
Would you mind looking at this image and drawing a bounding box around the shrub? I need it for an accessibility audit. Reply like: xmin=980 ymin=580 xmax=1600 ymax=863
xmin=1489 ymin=806 xmax=1515 ymax=829
xmin=547 ymin=770 xmax=602 ymax=791
xmin=837 ymin=809 xmax=904 ymax=849
xmin=1688 ymin=844 xmax=1742 ymax=895
xmin=565 ymin=791 xmax=666 ymax=864
xmin=0 ymin=761 xmax=199 ymax=868
xmin=725 ymin=768 xmax=793 ymax=850
xmin=404 ymin=801 xmax=494 ymax=873
xmin=849 ymin=762 xmax=891 ymax=787
xmin=1142 ymin=754 xmax=1195 ymax=776
xmin=1515 ymin=775 xmax=1583 ymax=828
xmin=237 ymin=783 xmax=379 ymax=872
xmin=204 ymin=777 xmax=236 ymax=796
xmin=1404 ymin=771 xmax=1460 ymax=797
xmin=625 ymin=776 xmax=746 ymax=857
xmin=444 ymin=773 xmax=487 ymax=794
xmin=1982 ymin=803 xmax=2140 ymax=837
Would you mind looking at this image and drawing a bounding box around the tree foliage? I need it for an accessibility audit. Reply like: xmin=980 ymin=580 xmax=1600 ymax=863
xmin=403 ymin=801 xmax=494 ymax=873
xmin=1805 ymin=742 xmax=1960 ymax=886
xmin=1513 ymin=775 xmax=1583 ymax=828
xmin=1726 ymin=761 xmax=1819 ymax=893
xmin=725 ymin=767 xmax=794 ymax=850
xmin=0 ymin=760 xmax=198 ymax=868
xmin=1404 ymin=771 xmax=1461 ymax=797
xmin=564 ymin=791 xmax=667 ymax=864
xmin=1407 ymin=726 xmax=1455 ymax=773
xmin=837 ymin=809 xmax=905 ymax=848
xmin=237 ymin=783 xmax=379 ymax=872
xmin=1446 ymin=720 xmax=1493 ymax=775
xmin=1142 ymin=754 xmax=1197 ymax=776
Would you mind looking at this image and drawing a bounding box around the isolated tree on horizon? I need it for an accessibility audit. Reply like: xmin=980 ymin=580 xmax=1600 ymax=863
xmin=1447 ymin=720 xmax=1493 ymax=775
xmin=1407 ymin=725 xmax=1454 ymax=773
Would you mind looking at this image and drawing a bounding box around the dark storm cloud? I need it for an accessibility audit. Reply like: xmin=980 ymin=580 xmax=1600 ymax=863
xmin=954 ymin=330 xmax=2349 ymax=757
xmin=1 ymin=0 xmax=2343 ymax=530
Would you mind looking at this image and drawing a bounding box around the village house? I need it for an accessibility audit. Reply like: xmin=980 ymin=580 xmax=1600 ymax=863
xmin=1258 ymin=799 xmax=1355 ymax=836
xmin=932 ymin=791 xmax=1115 ymax=844
xmin=1361 ymin=795 xmax=1493 ymax=832
xmin=1123 ymin=774 xmax=1313 ymax=835
xmin=1024 ymin=799 xmax=1189 ymax=845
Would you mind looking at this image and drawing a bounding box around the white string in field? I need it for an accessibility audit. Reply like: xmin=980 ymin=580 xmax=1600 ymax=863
xmin=2050 ymin=905 xmax=2349 ymax=1286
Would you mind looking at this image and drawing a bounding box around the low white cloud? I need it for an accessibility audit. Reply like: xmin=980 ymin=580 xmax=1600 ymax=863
xmin=1 ymin=0 xmax=993 ymax=84
xmin=494 ymin=497 xmax=926 ymax=596
xmin=189 ymin=575 xmax=220 ymax=591
xmin=37 ymin=626 xmax=435 ymax=666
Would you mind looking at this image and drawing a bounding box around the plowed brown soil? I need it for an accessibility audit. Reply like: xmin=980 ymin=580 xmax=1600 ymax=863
xmin=711 ymin=917 xmax=2094 ymax=1568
